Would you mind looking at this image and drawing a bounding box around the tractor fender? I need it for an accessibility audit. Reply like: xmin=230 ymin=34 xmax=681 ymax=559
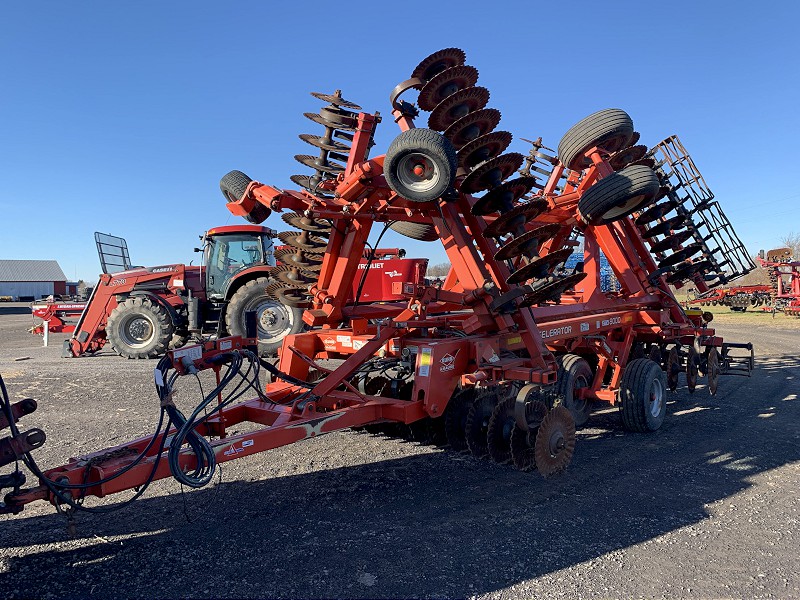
xmin=127 ymin=290 xmax=184 ymax=329
xmin=224 ymin=266 xmax=275 ymax=301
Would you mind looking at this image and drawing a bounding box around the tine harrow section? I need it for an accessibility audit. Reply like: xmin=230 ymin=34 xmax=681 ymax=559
xmin=647 ymin=136 xmax=756 ymax=287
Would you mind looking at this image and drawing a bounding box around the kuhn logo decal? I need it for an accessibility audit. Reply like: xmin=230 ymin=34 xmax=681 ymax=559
xmin=440 ymin=350 xmax=459 ymax=372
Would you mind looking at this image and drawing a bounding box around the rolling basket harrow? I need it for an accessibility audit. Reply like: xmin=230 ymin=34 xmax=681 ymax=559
xmin=1 ymin=48 xmax=756 ymax=518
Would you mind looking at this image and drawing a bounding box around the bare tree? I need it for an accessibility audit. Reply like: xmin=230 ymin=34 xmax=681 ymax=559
xmin=778 ymin=232 xmax=800 ymax=259
xmin=426 ymin=262 xmax=451 ymax=277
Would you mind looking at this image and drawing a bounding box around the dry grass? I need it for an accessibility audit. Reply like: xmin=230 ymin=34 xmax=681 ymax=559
xmin=687 ymin=303 xmax=800 ymax=329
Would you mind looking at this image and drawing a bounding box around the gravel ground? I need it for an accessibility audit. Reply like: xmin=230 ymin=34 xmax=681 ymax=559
xmin=0 ymin=303 xmax=798 ymax=599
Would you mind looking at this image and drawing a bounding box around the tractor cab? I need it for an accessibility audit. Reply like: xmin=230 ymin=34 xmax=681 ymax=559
xmin=203 ymin=225 xmax=276 ymax=300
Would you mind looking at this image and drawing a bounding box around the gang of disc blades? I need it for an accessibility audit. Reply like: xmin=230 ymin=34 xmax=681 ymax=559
xmin=609 ymin=144 xmax=648 ymax=170
xmin=507 ymin=248 xmax=574 ymax=285
xmin=460 ymin=153 xmax=525 ymax=194
xmin=281 ymin=212 xmax=332 ymax=234
xmin=294 ymin=154 xmax=344 ymax=175
xmin=641 ymin=214 xmax=686 ymax=238
xmin=658 ymin=243 xmax=703 ymax=269
xmin=457 ymin=130 xmax=513 ymax=169
xmin=471 ymin=176 xmax=538 ymax=216
xmin=277 ymin=230 xmax=328 ymax=253
xmin=411 ymin=48 xmax=467 ymax=83
xmin=298 ymin=133 xmax=351 ymax=153
xmin=519 ymin=272 xmax=588 ymax=307
xmin=482 ymin=197 xmax=549 ymax=238
xmin=443 ymin=108 xmax=502 ymax=149
xmin=635 ymin=198 xmax=679 ymax=226
xmin=495 ymin=223 xmax=562 ymax=261
xmin=428 ymin=86 xmax=490 ymax=131
xmin=310 ymin=91 xmax=361 ymax=110
xmin=649 ymin=229 xmax=693 ymax=253
xmin=417 ymin=65 xmax=480 ymax=111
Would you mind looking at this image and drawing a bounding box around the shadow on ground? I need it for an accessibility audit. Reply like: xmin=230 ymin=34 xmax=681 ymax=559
xmin=1 ymin=354 xmax=798 ymax=599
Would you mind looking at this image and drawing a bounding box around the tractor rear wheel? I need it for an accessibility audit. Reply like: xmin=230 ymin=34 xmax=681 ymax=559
xmin=557 ymin=108 xmax=635 ymax=171
xmin=226 ymin=277 xmax=303 ymax=356
xmin=107 ymin=297 xmax=175 ymax=359
xmin=555 ymin=354 xmax=594 ymax=427
xmin=384 ymin=128 xmax=457 ymax=202
xmin=577 ymin=165 xmax=660 ymax=225
xmin=618 ymin=358 xmax=667 ymax=432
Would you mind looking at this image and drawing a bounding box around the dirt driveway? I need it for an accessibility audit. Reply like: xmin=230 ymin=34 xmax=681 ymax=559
xmin=0 ymin=305 xmax=798 ymax=599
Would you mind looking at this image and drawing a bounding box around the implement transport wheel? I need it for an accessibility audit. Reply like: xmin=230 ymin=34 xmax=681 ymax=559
xmin=555 ymin=354 xmax=594 ymax=427
xmin=384 ymin=128 xmax=457 ymax=202
xmin=557 ymin=108 xmax=635 ymax=171
xmin=220 ymin=170 xmax=271 ymax=224
xmin=706 ymin=347 xmax=720 ymax=396
xmin=107 ymin=297 xmax=174 ymax=359
xmin=226 ymin=277 xmax=304 ymax=356
xmin=577 ymin=165 xmax=660 ymax=225
xmin=533 ymin=405 xmax=576 ymax=477
xmin=619 ymin=358 xmax=668 ymax=432
xmin=388 ymin=221 xmax=439 ymax=241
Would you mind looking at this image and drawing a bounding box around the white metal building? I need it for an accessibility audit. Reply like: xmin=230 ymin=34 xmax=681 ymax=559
xmin=0 ymin=260 xmax=68 ymax=300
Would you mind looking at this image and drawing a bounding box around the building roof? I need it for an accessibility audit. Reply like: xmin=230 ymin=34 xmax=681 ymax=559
xmin=0 ymin=260 xmax=67 ymax=282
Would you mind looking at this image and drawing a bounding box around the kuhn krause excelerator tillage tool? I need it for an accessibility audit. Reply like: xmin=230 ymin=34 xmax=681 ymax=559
xmin=1 ymin=48 xmax=756 ymax=517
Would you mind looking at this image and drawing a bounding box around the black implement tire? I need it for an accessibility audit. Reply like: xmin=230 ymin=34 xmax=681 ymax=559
xmin=558 ymin=108 xmax=634 ymax=171
xmin=225 ymin=277 xmax=303 ymax=356
xmin=577 ymin=165 xmax=660 ymax=225
xmin=107 ymin=297 xmax=175 ymax=359
xmin=384 ymin=128 xmax=457 ymax=202
xmin=220 ymin=170 xmax=270 ymax=223
xmin=555 ymin=354 xmax=594 ymax=427
xmin=618 ymin=358 xmax=667 ymax=432
xmin=389 ymin=221 xmax=439 ymax=241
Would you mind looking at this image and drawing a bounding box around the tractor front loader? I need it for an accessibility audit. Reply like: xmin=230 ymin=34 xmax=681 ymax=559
xmin=2 ymin=48 xmax=756 ymax=520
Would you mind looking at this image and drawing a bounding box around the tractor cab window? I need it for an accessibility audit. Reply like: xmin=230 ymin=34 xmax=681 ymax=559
xmin=206 ymin=234 xmax=264 ymax=299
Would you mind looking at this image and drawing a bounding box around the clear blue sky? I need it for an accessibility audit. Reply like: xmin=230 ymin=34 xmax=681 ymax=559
xmin=2 ymin=1 xmax=798 ymax=283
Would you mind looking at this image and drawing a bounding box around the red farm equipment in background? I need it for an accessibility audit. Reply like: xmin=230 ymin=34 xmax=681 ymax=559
xmin=53 ymin=230 xmax=427 ymax=358
xmin=686 ymin=247 xmax=800 ymax=315
xmin=2 ymin=48 xmax=757 ymax=518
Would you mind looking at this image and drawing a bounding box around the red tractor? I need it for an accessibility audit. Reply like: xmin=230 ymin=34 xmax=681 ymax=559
xmin=65 ymin=225 xmax=303 ymax=358
xmin=64 ymin=228 xmax=427 ymax=359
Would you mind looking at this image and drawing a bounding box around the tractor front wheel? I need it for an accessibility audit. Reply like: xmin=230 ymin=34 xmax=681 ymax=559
xmin=107 ymin=297 xmax=175 ymax=359
xmin=226 ymin=277 xmax=304 ymax=356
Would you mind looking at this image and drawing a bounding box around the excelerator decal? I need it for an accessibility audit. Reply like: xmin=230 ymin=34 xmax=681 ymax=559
xmin=285 ymin=412 xmax=346 ymax=439
xmin=541 ymin=325 xmax=573 ymax=339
